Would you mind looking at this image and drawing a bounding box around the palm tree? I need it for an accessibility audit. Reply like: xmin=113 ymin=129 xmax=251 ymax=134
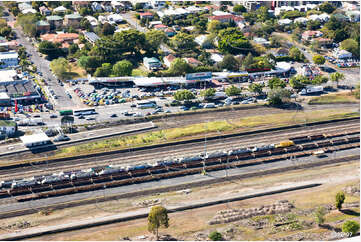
xmin=330 ymin=72 xmax=345 ymax=88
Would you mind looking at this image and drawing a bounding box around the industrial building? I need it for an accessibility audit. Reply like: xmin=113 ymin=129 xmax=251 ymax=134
xmin=20 ymin=131 xmax=51 ymax=148
xmin=0 ymin=51 xmax=18 ymax=68
xmin=0 ymin=70 xmax=43 ymax=106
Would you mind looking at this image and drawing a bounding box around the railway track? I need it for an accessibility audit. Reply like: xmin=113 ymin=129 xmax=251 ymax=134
xmin=0 ymin=120 xmax=359 ymax=181
xmin=1 ymin=131 xmax=359 ymax=202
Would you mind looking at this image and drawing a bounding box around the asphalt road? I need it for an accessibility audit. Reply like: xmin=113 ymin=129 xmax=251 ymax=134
xmin=0 ymin=148 xmax=358 ymax=215
xmin=6 ymin=9 xmax=75 ymax=110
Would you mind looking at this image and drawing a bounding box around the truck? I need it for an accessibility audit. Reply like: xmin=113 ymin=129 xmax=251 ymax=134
xmin=299 ymin=86 xmax=323 ymax=95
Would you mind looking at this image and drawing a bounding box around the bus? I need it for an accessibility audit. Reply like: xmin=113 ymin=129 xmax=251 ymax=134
xmin=73 ymin=108 xmax=96 ymax=116
xmin=59 ymin=110 xmax=73 ymax=116
xmin=136 ymin=101 xmax=157 ymax=109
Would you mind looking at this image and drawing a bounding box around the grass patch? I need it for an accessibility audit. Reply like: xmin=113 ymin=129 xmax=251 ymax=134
xmin=132 ymin=68 xmax=149 ymax=77
xmin=325 ymin=208 xmax=360 ymax=223
xmin=52 ymin=109 xmax=358 ymax=158
xmin=308 ymin=93 xmax=359 ymax=105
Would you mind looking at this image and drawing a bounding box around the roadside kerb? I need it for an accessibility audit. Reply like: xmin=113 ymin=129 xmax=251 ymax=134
xmin=0 ymin=154 xmax=358 ymax=221
xmin=0 ymin=183 xmax=323 ymax=241
xmin=0 ymin=117 xmax=358 ymax=170
xmin=0 ymin=122 xmax=156 ymax=158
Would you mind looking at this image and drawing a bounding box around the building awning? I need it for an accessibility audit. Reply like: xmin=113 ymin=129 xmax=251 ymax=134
xmin=20 ymin=132 xmax=50 ymax=146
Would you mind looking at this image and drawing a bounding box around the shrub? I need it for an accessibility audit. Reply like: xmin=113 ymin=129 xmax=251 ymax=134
xmin=342 ymin=220 xmax=360 ymax=236
xmin=209 ymin=231 xmax=223 ymax=241
xmin=335 ymin=191 xmax=345 ymax=210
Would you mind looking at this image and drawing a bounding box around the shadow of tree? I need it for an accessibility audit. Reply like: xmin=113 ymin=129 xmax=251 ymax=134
xmin=341 ymin=209 xmax=360 ymax=216
xmin=319 ymin=224 xmax=342 ymax=232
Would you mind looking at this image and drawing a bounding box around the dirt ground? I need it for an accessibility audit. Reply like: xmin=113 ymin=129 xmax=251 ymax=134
xmin=3 ymin=160 xmax=358 ymax=241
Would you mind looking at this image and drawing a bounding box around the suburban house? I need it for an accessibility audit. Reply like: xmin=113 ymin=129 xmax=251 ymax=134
xmin=313 ymin=37 xmax=332 ymax=47
xmin=40 ymin=33 xmax=79 ymax=49
xmin=39 ymin=6 xmax=51 ymax=16
xmin=154 ymin=24 xmax=167 ymax=31
xmin=91 ymin=2 xmax=103 ymax=12
xmin=36 ymin=21 xmax=50 ymax=34
xmin=46 ymin=15 xmax=63 ymax=30
xmin=163 ymin=54 xmax=176 ymax=68
xmin=253 ymin=37 xmax=270 ymax=46
xmin=111 ymin=1 xmax=125 ymax=13
xmin=139 ymin=12 xmax=154 ymax=20
xmin=184 ymin=57 xmax=202 ymax=67
xmin=273 ymin=48 xmax=289 ymax=57
xmin=72 ymin=1 xmax=89 ymax=11
xmin=164 ymin=28 xmax=176 ymax=37
xmin=101 ymin=2 xmax=113 ymax=12
xmin=208 ymin=12 xmax=244 ymax=24
xmin=143 ymin=57 xmax=162 ymax=71
xmin=64 ymin=14 xmax=83 ymax=28
xmin=332 ymin=48 xmax=353 ymax=59
xmin=302 ymin=30 xmax=323 ymax=41
xmin=83 ymin=32 xmax=100 ymax=45
xmin=85 ymin=16 xmax=99 ymax=29
xmin=0 ymin=51 xmax=19 ymax=68
xmin=0 ymin=41 xmax=18 ymax=52
xmin=53 ymin=6 xmax=67 ymax=14
xmin=0 ymin=120 xmax=17 ymax=137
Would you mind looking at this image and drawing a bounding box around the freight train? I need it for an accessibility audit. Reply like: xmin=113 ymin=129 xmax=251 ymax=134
xmin=0 ymin=132 xmax=359 ymax=200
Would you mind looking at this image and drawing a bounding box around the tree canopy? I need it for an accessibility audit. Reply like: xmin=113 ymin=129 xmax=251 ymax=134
xmin=50 ymin=58 xmax=70 ymax=80
xmin=174 ymin=90 xmax=196 ymax=101
xmin=167 ymin=58 xmax=193 ymax=76
xmin=225 ymin=85 xmax=241 ymax=96
xmin=171 ymin=32 xmax=197 ymax=52
xmin=217 ymin=28 xmax=252 ymax=55
xmin=145 ymin=30 xmax=167 ymax=54
xmin=340 ymin=38 xmax=360 ymax=58
xmin=312 ymin=55 xmax=325 ymax=65
xmin=268 ymin=77 xmax=286 ymax=89
xmin=218 ymin=54 xmax=239 ymax=71
xmin=201 ymin=88 xmax=216 ymax=99
xmin=147 ymin=206 xmax=169 ymax=240
xmin=318 ymin=2 xmax=336 ymax=14
xmin=267 ymin=88 xmax=291 ymax=106
xmin=112 ymin=60 xmax=133 ymax=76
xmin=233 ymin=5 xmax=247 ymax=13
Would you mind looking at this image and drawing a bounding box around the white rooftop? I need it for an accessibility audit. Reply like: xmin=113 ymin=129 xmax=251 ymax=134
xmin=213 ymin=10 xmax=231 ymax=16
xmin=278 ymin=19 xmax=292 ymax=25
xmin=54 ymin=6 xmax=67 ymax=12
xmin=0 ymin=69 xmax=18 ymax=83
xmin=0 ymin=51 xmax=19 ymax=60
xmin=20 ymin=132 xmax=50 ymax=146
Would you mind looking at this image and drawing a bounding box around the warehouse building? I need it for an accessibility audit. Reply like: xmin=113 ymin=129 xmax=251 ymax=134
xmin=0 ymin=51 xmax=18 ymax=68
xmin=20 ymin=132 xmax=51 ymax=148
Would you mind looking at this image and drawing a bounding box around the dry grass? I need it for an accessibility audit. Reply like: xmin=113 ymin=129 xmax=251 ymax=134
xmin=308 ymin=92 xmax=359 ymax=105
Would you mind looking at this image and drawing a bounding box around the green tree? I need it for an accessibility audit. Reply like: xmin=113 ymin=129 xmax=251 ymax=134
xmin=209 ymin=231 xmax=223 ymax=241
xmin=201 ymin=88 xmax=216 ymax=99
xmin=174 ymin=90 xmax=196 ymax=101
xmin=100 ymin=22 xmax=115 ymax=36
xmin=289 ymin=75 xmax=310 ymax=90
xmin=171 ymin=32 xmax=196 ymax=52
xmin=312 ymin=75 xmax=328 ymax=85
xmin=114 ymin=29 xmax=146 ymax=55
xmin=38 ymin=41 xmax=62 ymax=59
xmin=225 ymin=85 xmax=241 ymax=96
xmin=218 ymin=54 xmax=239 ymax=71
xmin=340 ymin=38 xmax=360 ymax=58
xmin=342 ymin=220 xmax=360 ymax=236
xmin=318 ymin=2 xmax=336 ymax=14
xmin=256 ymin=6 xmax=272 ymax=22
xmin=267 ymin=88 xmax=291 ymax=106
xmin=353 ymin=84 xmax=360 ymax=99
xmin=207 ymin=20 xmax=223 ymax=33
xmin=289 ymin=46 xmax=305 ymax=62
xmin=167 ymin=58 xmax=193 ymax=76
xmin=307 ymin=20 xmax=321 ymax=30
xmin=77 ymin=55 xmax=100 ymax=73
xmin=312 ymin=55 xmax=325 ymax=65
xmin=16 ymin=14 xmax=38 ymax=37
xmin=145 ymin=29 xmax=167 ymax=54
xmin=218 ymin=28 xmax=252 ymax=55
xmin=233 ymin=4 xmax=247 ymax=13
xmin=68 ymin=44 xmax=79 ymax=55
xmin=18 ymin=47 xmax=27 ymax=59
xmin=314 ymin=206 xmax=327 ymax=227
xmin=335 ymin=191 xmax=346 ymax=210
xmin=242 ymin=53 xmax=254 ymax=70
xmin=268 ymin=77 xmax=286 ymax=89
xmin=249 ymin=83 xmax=264 ymax=96
xmin=94 ymin=63 xmax=112 ymax=77
xmin=112 ymin=60 xmax=133 ymax=76
xmin=50 ymin=58 xmax=70 ymax=80
xmin=80 ymin=18 xmax=91 ymax=31
xmin=147 ymin=206 xmax=169 ymax=240
xmin=330 ymin=72 xmax=345 ymax=88
xmin=0 ymin=26 xmax=12 ymax=38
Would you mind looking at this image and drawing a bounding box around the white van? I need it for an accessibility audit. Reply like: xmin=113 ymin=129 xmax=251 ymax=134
xmin=203 ymin=103 xmax=216 ymax=108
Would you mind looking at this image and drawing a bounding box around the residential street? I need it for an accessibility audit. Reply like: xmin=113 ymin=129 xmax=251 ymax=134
xmin=5 ymin=7 xmax=76 ymax=110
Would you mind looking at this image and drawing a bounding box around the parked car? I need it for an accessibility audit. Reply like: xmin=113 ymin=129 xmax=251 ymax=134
xmin=50 ymin=114 xmax=57 ymax=118
xmin=110 ymin=113 xmax=117 ymax=118
xmin=54 ymin=135 xmax=70 ymax=142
